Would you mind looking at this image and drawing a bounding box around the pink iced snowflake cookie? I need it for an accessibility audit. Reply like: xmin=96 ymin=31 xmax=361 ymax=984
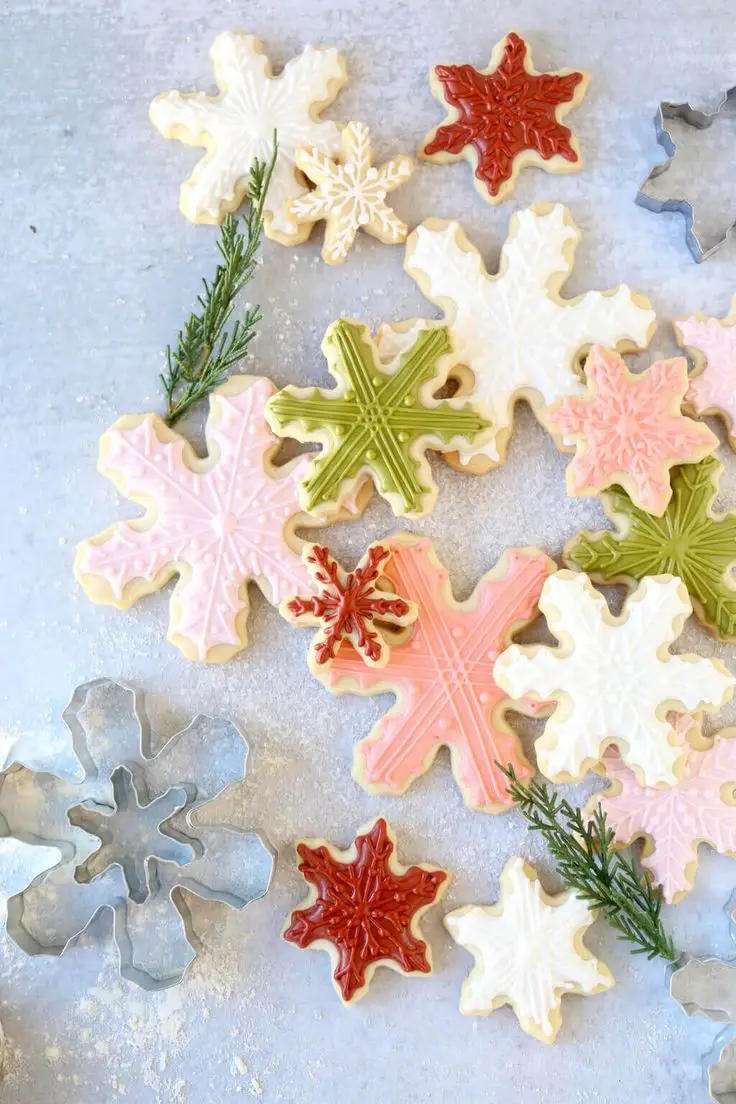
xmin=547 ymin=345 xmax=718 ymax=516
xmin=74 ymin=376 xmax=358 ymax=664
xmin=676 ymin=297 xmax=736 ymax=450
xmin=595 ymin=728 xmax=736 ymax=903
xmin=314 ymin=534 xmax=555 ymax=813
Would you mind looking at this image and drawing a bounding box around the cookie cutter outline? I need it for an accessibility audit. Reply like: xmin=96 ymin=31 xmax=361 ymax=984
xmin=635 ymin=87 xmax=736 ymax=263
xmin=0 ymin=677 xmax=276 ymax=990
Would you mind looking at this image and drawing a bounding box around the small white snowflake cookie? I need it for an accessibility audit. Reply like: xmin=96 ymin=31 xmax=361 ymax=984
xmin=149 ymin=31 xmax=347 ymax=237
xmin=284 ymin=121 xmax=414 ymax=263
xmin=445 ymin=857 xmax=614 ymax=1043
xmin=376 ymin=202 xmax=656 ymax=472
xmin=494 ymin=571 xmax=735 ymax=788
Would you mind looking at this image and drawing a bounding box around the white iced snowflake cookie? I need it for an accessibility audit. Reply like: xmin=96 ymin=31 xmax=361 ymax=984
xmin=377 ymin=202 xmax=656 ymax=472
xmin=149 ymin=32 xmax=347 ymax=237
xmin=494 ymin=571 xmax=735 ymax=788
xmin=445 ymin=857 xmax=614 ymax=1043
xmin=285 ymin=121 xmax=414 ymax=263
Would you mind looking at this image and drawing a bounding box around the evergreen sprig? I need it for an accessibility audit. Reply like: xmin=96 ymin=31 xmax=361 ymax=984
xmin=160 ymin=133 xmax=278 ymax=426
xmin=501 ymin=765 xmax=678 ymax=962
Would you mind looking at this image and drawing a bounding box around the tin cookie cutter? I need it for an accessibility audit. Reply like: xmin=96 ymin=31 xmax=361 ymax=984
xmin=0 ymin=678 xmax=275 ymax=990
xmin=636 ymin=87 xmax=736 ymax=262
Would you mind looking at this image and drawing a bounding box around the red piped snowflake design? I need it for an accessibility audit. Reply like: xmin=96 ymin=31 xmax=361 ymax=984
xmin=283 ymin=817 xmax=448 ymax=1004
xmin=422 ymin=31 xmax=587 ymax=204
xmin=281 ymin=544 xmax=417 ymax=668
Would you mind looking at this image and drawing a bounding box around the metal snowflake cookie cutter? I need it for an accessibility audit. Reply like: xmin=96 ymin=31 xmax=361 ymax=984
xmin=0 ymin=678 xmax=275 ymax=990
xmin=636 ymin=87 xmax=736 ymax=262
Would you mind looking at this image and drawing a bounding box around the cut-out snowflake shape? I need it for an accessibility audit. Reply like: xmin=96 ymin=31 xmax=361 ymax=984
xmin=494 ymin=571 xmax=735 ymax=787
xmin=75 ymin=376 xmax=340 ymax=664
xmin=280 ymin=542 xmax=416 ymax=669
xmin=288 ymin=121 xmax=414 ymax=263
xmin=596 ymin=731 xmax=736 ymax=903
xmin=565 ymin=457 xmax=736 ymax=643
xmin=444 ymin=856 xmax=613 ymax=1043
xmin=547 ymin=345 xmax=717 ymax=516
xmin=266 ymin=319 xmax=491 ymax=519
xmin=316 ymin=535 xmax=555 ymax=812
xmin=149 ymin=31 xmax=347 ymax=236
xmin=677 ymin=297 xmax=736 ymax=450
xmin=283 ymin=816 xmax=449 ymax=1005
xmin=421 ymin=31 xmax=589 ymax=205
xmin=378 ymin=203 xmax=656 ymax=470
xmin=0 ymin=678 xmax=274 ymax=990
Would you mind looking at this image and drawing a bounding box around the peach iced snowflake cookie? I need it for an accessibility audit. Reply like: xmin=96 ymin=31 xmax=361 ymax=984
xmin=494 ymin=571 xmax=734 ymax=787
xmin=149 ymin=32 xmax=347 ymax=236
xmin=314 ymin=534 xmax=555 ymax=813
xmin=286 ymin=121 xmax=414 ymax=263
xmin=283 ymin=817 xmax=449 ymax=1005
xmin=676 ymin=296 xmax=736 ymax=449
xmin=595 ymin=730 xmax=736 ymax=903
xmin=547 ymin=345 xmax=717 ymax=516
xmin=445 ymin=857 xmax=613 ymax=1042
xmin=74 ymin=376 xmax=353 ymax=664
xmin=420 ymin=31 xmax=589 ymax=206
xmin=280 ymin=542 xmax=417 ymax=670
xmin=378 ymin=203 xmax=655 ymax=471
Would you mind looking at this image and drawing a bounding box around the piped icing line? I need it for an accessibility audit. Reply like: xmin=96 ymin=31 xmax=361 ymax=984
xmin=315 ymin=534 xmax=556 ymax=813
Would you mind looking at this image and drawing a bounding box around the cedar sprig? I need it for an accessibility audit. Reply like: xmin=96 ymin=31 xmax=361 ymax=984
xmin=161 ymin=132 xmax=278 ymax=425
xmin=501 ymin=764 xmax=678 ymax=962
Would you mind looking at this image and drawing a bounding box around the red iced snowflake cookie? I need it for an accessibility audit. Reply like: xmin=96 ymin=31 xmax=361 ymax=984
xmin=280 ymin=543 xmax=417 ymax=669
xmin=283 ymin=817 xmax=449 ymax=1005
xmin=420 ymin=30 xmax=589 ymax=205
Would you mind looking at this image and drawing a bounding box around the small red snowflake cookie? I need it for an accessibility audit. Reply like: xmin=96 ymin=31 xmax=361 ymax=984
xmin=280 ymin=543 xmax=417 ymax=669
xmin=420 ymin=30 xmax=589 ymax=206
xmin=282 ymin=817 xmax=450 ymax=1005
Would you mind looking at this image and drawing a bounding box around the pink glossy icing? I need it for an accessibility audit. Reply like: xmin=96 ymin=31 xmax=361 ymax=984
xmin=679 ymin=314 xmax=736 ymax=436
xmin=600 ymin=730 xmax=736 ymax=902
xmin=319 ymin=539 xmax=555 ymax=811
xmin=549 ymin=344 xmax=717 ymax=515
xmin=76 ymin=377 xmax=314 ymax=661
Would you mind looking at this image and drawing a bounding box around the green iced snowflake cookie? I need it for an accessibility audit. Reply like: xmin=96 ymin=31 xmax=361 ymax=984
xmin=265 ymin=319 xmax=492 ymax=519
xmin=565 ymin=456 xmax=736 ymax=641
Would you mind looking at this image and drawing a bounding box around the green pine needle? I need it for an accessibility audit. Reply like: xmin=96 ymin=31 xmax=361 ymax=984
xmin=160 ymin=132 xmax=278 ymax=426
xmin=500 ymin=764 xmax=678 ymax=962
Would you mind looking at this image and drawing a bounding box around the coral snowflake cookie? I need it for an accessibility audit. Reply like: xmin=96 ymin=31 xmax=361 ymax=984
xmin=288 ymin=121 xmax=414 ymax=263
xmin=420 ymin=31 xmax=589 ymax=206
xmin=75 ymin=376 xmax=352 ymax=664
xmin=280 ymin=542 xmax=417 ymax=669
xmin=595 ymin=731 xmax=736 ymax=904
xmin=266 ymin=319 xmax=491 ymax=519
xmin=283 ymin=817 xmax=449 ymax=1005
xmin=315 ymin=535 xmax=555 ymax=813
xmin=149 ymin=31 xmax=347 ymax=236
xmin=378 ymin=203 xmax=655 ymax=471
xmin=676 ymin=297 xmax=736 ymax=449
xmin=494 ymin=571 xmax=735 ymax=788
xmin=565 ymin=457 xmax=736 ymax=643
xmin=445 ymin=857 xmax=613 ymax=1042
xmin=546 ymin=345 xmax=717 ymax=516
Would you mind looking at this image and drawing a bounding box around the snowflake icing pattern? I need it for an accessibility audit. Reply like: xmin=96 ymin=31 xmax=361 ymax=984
xmin=445 ymin=857 xmax=613 ymax=1043
xmin=378 ymin=204 xmax=655 ymax=469
xmin=677 ymin=298 xmax=736 ymax=449
xmin=149 ymin=31 xmax=347 ymax=236
xmin=494 ymin=571 xmax=735 ymax=788
xmin=283 ymin=817 xmax=448 ymax=1004
xmin=317 ymin=536 xmax=555 ymax=812
xmin=75 ymin=376 xmax=329 ymax=664
xmin=547 ymin=345 xmax=717 ymax=516
xmin=289 ymin=121 xmax=414 ymax=263
xmin=596 ymin=734 xmax=736 ymax=903
xmin=421 ymin=31 xmax=588 ymax=205
xmin=281 ymin=543 xmax=416 ymax=668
